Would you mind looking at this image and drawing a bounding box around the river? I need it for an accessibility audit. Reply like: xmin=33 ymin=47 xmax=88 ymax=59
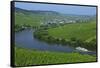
xmin=15 ymin=29 xmax=96 ymax=55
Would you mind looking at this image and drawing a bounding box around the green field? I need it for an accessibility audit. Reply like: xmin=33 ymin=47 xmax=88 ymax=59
xmin=48 ymin=21 xmax=96 ymax=41
xmin=15 ymin=47 xmax=96 ymax=66
xmin=15 ymin=12 xmax=59 ymax=27
xmin=15 ymin=12 xmax=42 ymax=27
xmin=34 ymin=21 xmax=96 ymax=51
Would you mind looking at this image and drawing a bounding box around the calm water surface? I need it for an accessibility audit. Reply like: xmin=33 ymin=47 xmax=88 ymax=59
xmin=15 ymin=29 xmax=96 ymax=55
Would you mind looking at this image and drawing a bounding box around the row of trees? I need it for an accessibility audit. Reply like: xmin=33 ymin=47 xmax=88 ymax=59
xmin=15 ymin=24 xmax=25 ymax=32
xmin=15 ymin=24 xmax=39 ymax=32
xmin=34 ymin=30 xmax=96 ymax=51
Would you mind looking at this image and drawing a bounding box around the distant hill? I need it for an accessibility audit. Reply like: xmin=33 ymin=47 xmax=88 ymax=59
xmin=15 ymin=7 xmax=96 ymax=27
xmin=15 ymin=7 xmax=60 ymax=15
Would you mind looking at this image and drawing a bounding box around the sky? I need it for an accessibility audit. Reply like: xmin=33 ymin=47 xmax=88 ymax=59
xmin=15 ymin=2 xmax=96 ymax=15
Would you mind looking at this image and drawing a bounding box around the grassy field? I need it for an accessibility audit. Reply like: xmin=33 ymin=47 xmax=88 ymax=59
xmin=15 ymin=12 xmax=43 ymax=27
xmin=48 ymin=21 xmax=96 ymax=42
xmin=15 ymin=47 xmax=96 ymax=66
xmin=15 ymin=12 xmax=59 ymax=27
xmin=34 ymin=21 xmax=97 ymax=51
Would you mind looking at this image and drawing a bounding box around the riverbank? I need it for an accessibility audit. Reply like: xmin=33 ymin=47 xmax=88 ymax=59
xmin=15 ymin=47 xmax=96 ymax=66
xmin=34 ymin=22 xmax=96 ymax=51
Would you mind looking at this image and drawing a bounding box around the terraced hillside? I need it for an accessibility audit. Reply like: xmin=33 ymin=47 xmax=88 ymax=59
xmin=34 ymin=20 xmax=96 ymax=51
xmin=15 ymin=47 xmax=96 ymax=66
xmin=15 ymin=8 xmax=95 ymax=31
xmin=48 ymin=21 xmax=96 ymax=42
